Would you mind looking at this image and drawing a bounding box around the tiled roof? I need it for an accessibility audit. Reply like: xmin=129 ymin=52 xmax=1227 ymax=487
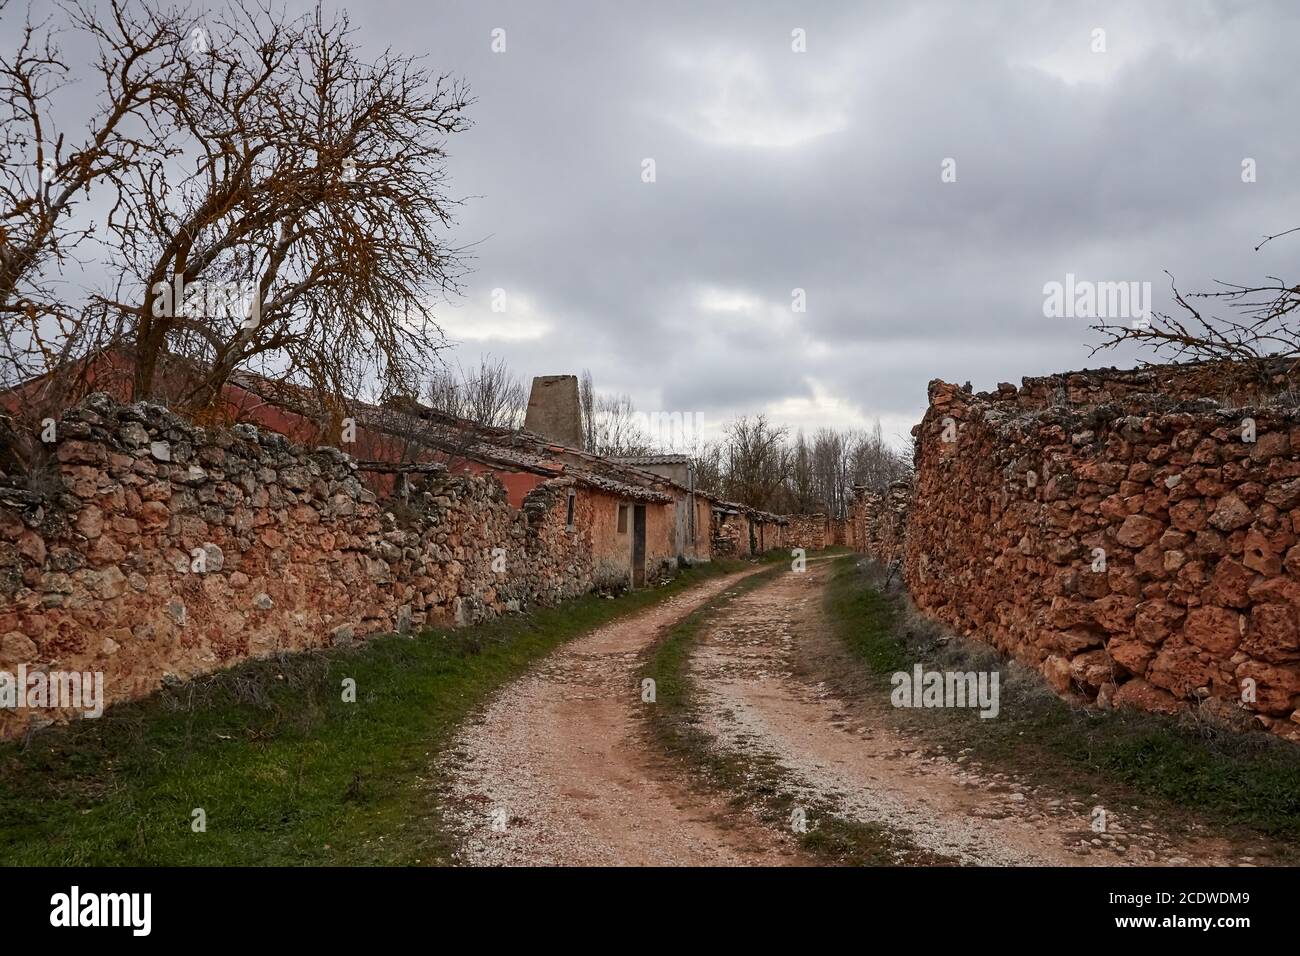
xmin=231 ymin=379 xmax=676 ymax=504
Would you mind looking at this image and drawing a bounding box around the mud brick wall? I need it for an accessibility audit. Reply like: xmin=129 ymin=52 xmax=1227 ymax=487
xmin=901 ymin=373 xmax=1300 ymax=739
xmin=0 ymin=395 xmax=596 ymax=737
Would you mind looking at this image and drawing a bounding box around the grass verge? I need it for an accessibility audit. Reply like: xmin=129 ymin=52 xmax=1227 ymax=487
xmin=825 ymin=555 xmax=1300 ymax=854
xmin=639 ymin=560 xmax=950 ymax=865
xmin=0 ymin=560 xmax=747 ymax=866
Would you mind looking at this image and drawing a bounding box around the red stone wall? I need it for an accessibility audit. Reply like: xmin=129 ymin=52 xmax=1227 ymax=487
xmin=786 ymin=514 xmax=828 ymax=551
xmin=853 ymin=481 xmax=911 ymax=569
xmin=893 ymin=374 xmax=1300 ymax=738
xmin=0 ymin=395 xmax=600 ymax=738
xmin=787 ymin=514 xmax=849 ymax=551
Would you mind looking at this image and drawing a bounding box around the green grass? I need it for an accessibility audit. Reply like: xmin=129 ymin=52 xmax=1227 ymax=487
xmin=0 ymin=561 xmax=745 ymax=866
xmin=825 ymin=556 xmax=1300 ymax=850
xmin=639 ymin=562 xmax=949 ymax=865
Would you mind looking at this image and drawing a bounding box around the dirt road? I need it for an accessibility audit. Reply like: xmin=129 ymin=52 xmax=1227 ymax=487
xmin=440 ymin=560 xmax=1258 ymax=866
xmin=692 ymin=561 xmax=1245 ymax=866
xmin=439 ymin=567 xmax=805 ymax=866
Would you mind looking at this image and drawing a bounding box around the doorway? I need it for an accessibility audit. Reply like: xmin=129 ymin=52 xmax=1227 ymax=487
xmin=632 ymin=504 xmax=647 ymax=588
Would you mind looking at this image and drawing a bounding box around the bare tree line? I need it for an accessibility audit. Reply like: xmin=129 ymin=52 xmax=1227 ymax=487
xmin=690 ymin=415 xmax=910 ymax=516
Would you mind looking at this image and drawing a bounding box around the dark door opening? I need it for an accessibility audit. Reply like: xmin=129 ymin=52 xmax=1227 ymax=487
xmin=632 ymin=504 xmax=647 ymax=588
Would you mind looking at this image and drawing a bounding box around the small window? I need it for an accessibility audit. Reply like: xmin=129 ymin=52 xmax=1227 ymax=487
xmin=617 ymin=504 xmax=629 ymax=533
xmin=566 ymin=492 xmax=576 ymax=529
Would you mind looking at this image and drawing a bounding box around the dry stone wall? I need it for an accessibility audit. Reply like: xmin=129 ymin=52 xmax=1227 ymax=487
xmin=852 ymin=480 xmax=911 ymax=570
xmin=875 ymin=368 xmax=1300 ymax=739
xmin=0 ymin=394 xmax=595 ymax=737
xmin=784 ymin=514 xmax=849 ymax=552
xmin=711 ymin=511 xmax=748 ymax=557
xmin=786 ymin=515 xmax=829 ymax=551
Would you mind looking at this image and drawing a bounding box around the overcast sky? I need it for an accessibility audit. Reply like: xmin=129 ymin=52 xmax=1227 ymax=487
xmin=9 ymin=1 xmax=1300 ymax=447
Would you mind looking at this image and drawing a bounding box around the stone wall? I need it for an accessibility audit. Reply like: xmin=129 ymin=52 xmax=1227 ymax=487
xmin=785 ymin=514 xmax=828 ymax=551
xmin=0 ymin=395 xmax=598 ymax=737
xmin=852 ymin=480 xmax=911 ymax=569
xmin=711 ymin=510 xmax=749 ymax=557
xmin=874 ymin=367 xmax=1300 ymax=738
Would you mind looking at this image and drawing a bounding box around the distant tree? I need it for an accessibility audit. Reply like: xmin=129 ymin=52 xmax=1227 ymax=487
xmin=788 ymin=431 xmax=815 ymax=512
xmin=721 ymin=415 xmax=789 ymax=511
xmin=693 ymin=415 xmax=908 ymax=514
xmin=687 ymin=438 xmax=724 ymax=496
xmin=848 ymin=419 xmax=911 ymax=492
xmin=578 ymin=368 xmax=655 ymax=457
xmin=423 ymin=355 xmax=525 ymax=429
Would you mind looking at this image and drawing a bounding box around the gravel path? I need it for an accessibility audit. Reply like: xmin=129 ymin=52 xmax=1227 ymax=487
xmin=439 ymin=568 xmax=805 ymax=866
xmin=440 ymin=559 xmax=1260 ymax=867
xmin=691 ymin=561 xmax=1247 ymax=866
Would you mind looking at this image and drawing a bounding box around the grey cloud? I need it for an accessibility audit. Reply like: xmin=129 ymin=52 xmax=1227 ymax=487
xmin=9 ymin=0 xmax=1298 ymax=444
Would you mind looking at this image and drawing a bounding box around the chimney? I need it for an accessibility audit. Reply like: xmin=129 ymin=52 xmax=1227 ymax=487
xmin=524 ymin=374 xmax=584 ymax=449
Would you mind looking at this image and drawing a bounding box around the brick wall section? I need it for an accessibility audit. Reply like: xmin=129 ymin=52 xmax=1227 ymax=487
xmin=0 ymin=395 xmax=599 ymax=737
xmin=884 ymin=372 xmax=1300 ymax=739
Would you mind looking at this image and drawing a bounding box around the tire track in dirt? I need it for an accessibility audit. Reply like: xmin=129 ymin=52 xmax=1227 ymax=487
xmin=690 ymin=561 xmax=1249 ymax=866
xmin=438 ymin=567 xmax=806 ymax=866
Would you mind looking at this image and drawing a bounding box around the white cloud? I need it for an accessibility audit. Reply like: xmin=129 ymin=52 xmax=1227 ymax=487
xmin=436 ymin=292 xmax=553 ymax=343
xmin=659 ymin=49 xmax=848 ymax=149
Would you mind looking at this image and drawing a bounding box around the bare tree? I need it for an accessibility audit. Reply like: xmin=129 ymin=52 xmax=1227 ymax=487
xmin=687 ymin=438 xmax=724 ymax=496
xmin=424 ymin=354 xmax=525 ymax=429
xmin=694 ymin=416 xmax=908 ymax=514
xmin=1092 ymin=231 xmax=1300 ymax=387
xmin=459 ymin=355 xmax=525 ymax=429
xmin=721 ymin=414 xmax=788 ymax=511
xmin=0 ymin=0 xmax=185 ymax=331
xmin=788 ymin=430 xmax=815 ymax=511
xmin=87 ymin=2 xmax=472 ymax=415
xmin=578 ymin=368 xmax=655 ymax=456
xmin=848 ymin=419 xmax=910 ymax=493
xmin=1 ymin=0 xmax=192 ymax=479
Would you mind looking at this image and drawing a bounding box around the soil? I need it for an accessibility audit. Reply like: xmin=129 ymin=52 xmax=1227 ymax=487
xmin=440 ymin=560 xmax=1267 ymax=866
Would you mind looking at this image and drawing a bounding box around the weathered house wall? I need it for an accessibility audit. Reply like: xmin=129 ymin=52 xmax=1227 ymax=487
xmin=588 ymin=494 xmax=677 ymax=588
xmin=0 ymin=395 xmax=603 ymax=738
xmin=711 ymin=509 xmax=749 ymax=557
xmin=693 ymin=497 xmax=713 ymax=561
xmin=856 ymin=364 xmax=1300 ymax=739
